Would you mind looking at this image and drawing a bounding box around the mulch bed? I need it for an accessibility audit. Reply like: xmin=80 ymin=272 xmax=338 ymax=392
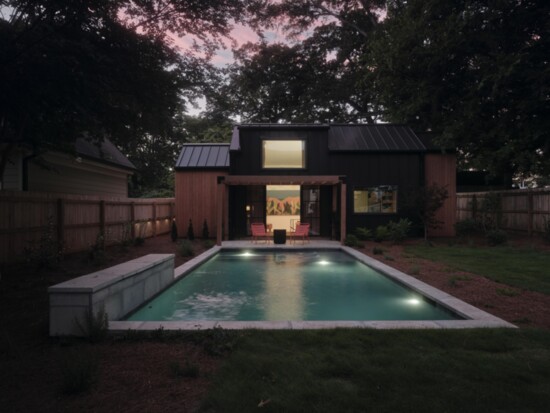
xmin=354 ymin=237 xmax=550 ymax=330
xmin=1 ymin=234 xmax=549 ymax=412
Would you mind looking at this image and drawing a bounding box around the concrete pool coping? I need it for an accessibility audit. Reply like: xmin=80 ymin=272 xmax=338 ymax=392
xmin=109 ymin=241 xmax=516 ymax=332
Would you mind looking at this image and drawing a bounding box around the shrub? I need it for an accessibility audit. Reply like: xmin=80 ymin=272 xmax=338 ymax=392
xmin=374 ymin=225 xmax=389 ymax=242
xmin=543 ymin=217 xmax=550 ymax=244
xmin=454 ymin=219 xmax=479 ymax=238
xmin=88 ymin=231 xmax=106 ymax=265
xmin=344 ymin=234 xmax=363 ymax=247
xmin=59 ymin=350 xmax=99 ymax=395
xmin=171 ymin=220 xmax=178 ymax=242
xmin=133 ymin=236 xmax=145 ymax=246
xmin=178 ymin=239 xmax=194 ymax=257
xmin=24 ymin=215 xmax=64 ymax=269
xmin=354 ymin=227 xmax=372 ymax=240
xmin=170 ymin=360 xmax=200 ymax=378
xmin=187 ymin=219 xmax=195 ymax=240
xmin=203 ymin=239 xmax=215 ymax=249
xmin=386 ymin=219 xmax=411 ymax=244
xmin=372 ymin=247 xmax=384 ymax=255
xmin=486 ymin=229 xmax=507 ymax=246
xmin=202 ymin=219 xmax=209 ymax=239
xmin=75 ymin=307 xmax=109 ymax=343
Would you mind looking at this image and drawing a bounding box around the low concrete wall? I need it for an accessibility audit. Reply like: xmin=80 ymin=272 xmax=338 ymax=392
xmin=49 ymin=254 xmax=174 ymax=336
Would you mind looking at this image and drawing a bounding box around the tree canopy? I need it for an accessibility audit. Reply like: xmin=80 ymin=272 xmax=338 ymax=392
xmin=0 ymin=0 xmax=248 ymax=194
xmin=366 ymin=0 xmax=550 ymax=178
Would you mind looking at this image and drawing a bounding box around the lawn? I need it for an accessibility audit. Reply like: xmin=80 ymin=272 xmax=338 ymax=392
xmin=2 ymin=235 xmax=550 ymax=412
xmin=201 ymin=328 xmax=550 ymax=413
xmin=404 ymin=244 xmax=550 ymax=295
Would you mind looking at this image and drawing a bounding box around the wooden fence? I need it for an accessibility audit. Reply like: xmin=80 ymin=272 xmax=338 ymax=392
xmin=457 ymin=189 xmax=550 ymax=234
xmin=0 ymin=190 xmax=175 ymax=263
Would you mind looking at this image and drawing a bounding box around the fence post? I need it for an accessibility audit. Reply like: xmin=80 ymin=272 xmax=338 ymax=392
xmin=57 ymin=198 xmax=65 ymax=251
xmin=152 ymin=202 xmax=157 ymax=237
xmin=130 ymin=202 xmax=135 ymax=239
xmin=99 ymin=200 xmax=106 ymax=235
xmin=527 ymin=190 xmax=533 ymax=236
xmin=471 ymin=194 xmax=477 ymax=221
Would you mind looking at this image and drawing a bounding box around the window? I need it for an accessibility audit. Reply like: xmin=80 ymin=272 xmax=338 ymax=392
xmin=354 ymin=186 xmax=398 ymax=213
xmin=262 ymin=140 xmax=305 ymax=169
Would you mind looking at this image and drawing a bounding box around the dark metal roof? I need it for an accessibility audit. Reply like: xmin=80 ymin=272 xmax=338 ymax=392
xmin=175 ymin=144 xmax=230 ymax=169
xmin=75 ymin=138 xmax=136 ymax=170
xmin=328 ymin=125 xmax=427 ymax=152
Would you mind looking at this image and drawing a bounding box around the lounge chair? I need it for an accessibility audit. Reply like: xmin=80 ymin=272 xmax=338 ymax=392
xmin=290 ymin=223 xmax=310 ymax=244
xmin=251 ymin=223 xmax=270 ymax=243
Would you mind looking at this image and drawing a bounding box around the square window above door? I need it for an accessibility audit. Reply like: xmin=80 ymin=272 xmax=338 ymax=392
xmin=262 ymin=140 xmax=305 ymax=169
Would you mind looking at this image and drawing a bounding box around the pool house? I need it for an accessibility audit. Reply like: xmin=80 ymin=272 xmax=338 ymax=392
xmin=175 ymin=124 xmax=456 ymax=245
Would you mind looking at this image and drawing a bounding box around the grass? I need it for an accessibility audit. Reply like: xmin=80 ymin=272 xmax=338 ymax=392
xmin=200 ymin=329 xmax=550 ymax=413
xmin=404 ymin=245 xmax=550 ymax=295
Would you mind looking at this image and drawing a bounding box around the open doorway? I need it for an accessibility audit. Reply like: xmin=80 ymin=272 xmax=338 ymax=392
xmin=266 ymin=185 xmax=300 ymax=232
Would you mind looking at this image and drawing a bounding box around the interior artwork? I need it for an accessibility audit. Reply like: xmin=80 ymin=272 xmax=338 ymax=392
xmin=266 ymin=185 xmax=300 ymax=215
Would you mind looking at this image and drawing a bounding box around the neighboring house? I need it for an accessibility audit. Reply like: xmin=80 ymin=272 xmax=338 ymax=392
xmin=0 ymin=138 xmax=135 ymax=197
xmin=175 ymin=124 xmax=456 ymax=244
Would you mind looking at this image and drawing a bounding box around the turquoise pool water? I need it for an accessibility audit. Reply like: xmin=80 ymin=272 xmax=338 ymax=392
xmin=127 ymin=250 xmax=461 ymax=322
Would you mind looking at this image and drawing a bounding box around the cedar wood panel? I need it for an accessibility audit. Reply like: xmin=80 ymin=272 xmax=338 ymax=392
xmin=175 ymin=170 xmax=227 ymax=238
xmin=425 ymin=153 xmax=456 ymax=237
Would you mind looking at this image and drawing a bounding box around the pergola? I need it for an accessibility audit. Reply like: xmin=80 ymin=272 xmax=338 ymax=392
xmin=216 ymin=175 xmax=347 ymax=245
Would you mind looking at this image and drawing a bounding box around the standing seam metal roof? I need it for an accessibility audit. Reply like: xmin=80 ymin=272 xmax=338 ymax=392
xmin=175 ymin=144 xmax=230 ymax=169
xmin=327 ymin=125 xmax=426 ymax=151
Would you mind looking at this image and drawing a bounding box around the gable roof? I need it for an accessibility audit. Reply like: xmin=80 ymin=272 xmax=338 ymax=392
xmin=175 ymin=144 xmax=230 ymax=169
xmin=75 ymin=138 xmax=136 ymax=170
xmin=327 ymin=124 xmax=426 ymax=152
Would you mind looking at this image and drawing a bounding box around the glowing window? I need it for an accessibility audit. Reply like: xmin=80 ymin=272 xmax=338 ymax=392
xmin=262 ymin=140 xmax=305 ymax=169
xmin=354 ymin=186 xmax=398 ymax=213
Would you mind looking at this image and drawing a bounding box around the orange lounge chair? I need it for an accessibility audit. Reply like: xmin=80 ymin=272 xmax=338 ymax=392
xmin=290 ymin=223 xmax=310 ymax=244
xmin=251 ymin=223 xmax=270 ymax=243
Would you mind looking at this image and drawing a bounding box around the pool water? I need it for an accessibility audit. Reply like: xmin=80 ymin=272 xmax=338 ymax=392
xmin=127 ymin=250 xmax=461 ymax=322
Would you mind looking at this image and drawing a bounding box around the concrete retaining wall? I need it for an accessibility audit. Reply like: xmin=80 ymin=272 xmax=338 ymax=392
xmin=48 ymin=254 xmax=174 ymax=336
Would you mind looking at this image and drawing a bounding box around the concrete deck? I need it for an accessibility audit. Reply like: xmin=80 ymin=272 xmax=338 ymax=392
xmin=109 ymin=241 xmax=516 ymax=332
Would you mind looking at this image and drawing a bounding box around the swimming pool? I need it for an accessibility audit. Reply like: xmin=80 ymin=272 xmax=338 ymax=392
xmin=127 ymin=249 xmax=461 ymax=322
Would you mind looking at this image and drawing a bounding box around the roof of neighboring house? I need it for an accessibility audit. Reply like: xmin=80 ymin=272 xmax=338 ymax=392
xmin=327 ymin=124 xmax=427 ymax=152
xmin=175 ymin=144 xmax=230 ymax=169
xmin=75 ymin=138 xmax=136 ymax=170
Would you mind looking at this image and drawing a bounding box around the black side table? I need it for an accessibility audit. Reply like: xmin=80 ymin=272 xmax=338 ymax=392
xmin=273 ymin=229 xmax=287 ymax=244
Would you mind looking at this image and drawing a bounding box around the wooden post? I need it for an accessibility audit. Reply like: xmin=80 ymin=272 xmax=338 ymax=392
xmin=340 ymin=181 xmax=346 ymax=244
xmin=527 ymin=190 xmax=534 ymax=236
xmin=57 ymin=198 xmax=65 ymax=251
xmin=216 ymin=177 xmax=224 ymax=245
xmin=152 ymin=202 xmax=157 ymax=237
xmin=130 ymin=202 xmax=135 ymax=239
xmin=8 ymin=199 xmax=15 ymax=258
xmin=99 ymin=200 xmax=106 ymax=235
xmin=332 ymin=184 xmax=338 ymax=240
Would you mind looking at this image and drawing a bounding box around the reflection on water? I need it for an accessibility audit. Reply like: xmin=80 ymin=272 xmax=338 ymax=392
xmin=127 ymin=250 xmax=461 ymax=322
xmin=264 ymin=253 xmax=304 ymax=320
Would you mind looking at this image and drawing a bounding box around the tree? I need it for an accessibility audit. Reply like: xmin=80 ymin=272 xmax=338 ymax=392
xmin=0 ymin=0 xmax=248 ymax=188
xmin=209 ymin=1 xmax=386 ymax=123
xmin=367 ymin=0 xmax=550 ymax=179
xmin=407 ymin=183 xmax=449 ymax=242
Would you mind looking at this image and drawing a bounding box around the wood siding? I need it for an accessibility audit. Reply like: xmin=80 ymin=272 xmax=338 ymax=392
xmin=457 ymin=189 xmax=550 ymax=234
xmin=0 ymin=191 xmax=174 ymax=263
xmin=328 ymin=152 xmax=424 ymax=234
xmin=27 ymin=152 xmax=129 ymax=197
xmin=175 ymin=170 xmax=228 ymax=239
xmin=1 ymin=151 xmax=22 ymax=190
xmin=425 ymin=153 xmax=457 ymax=237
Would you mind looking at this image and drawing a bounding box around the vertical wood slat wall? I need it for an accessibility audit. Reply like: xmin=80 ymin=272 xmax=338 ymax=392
xmin=0 ymin=190 xmax=175 ymax=263
xmin=424 ymin=154 xmax=457 ymax=237
xmin=175 ymin=170 xmax=228 ymax=240
xmin=457 ymin=189 xmax=550 ymax=234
